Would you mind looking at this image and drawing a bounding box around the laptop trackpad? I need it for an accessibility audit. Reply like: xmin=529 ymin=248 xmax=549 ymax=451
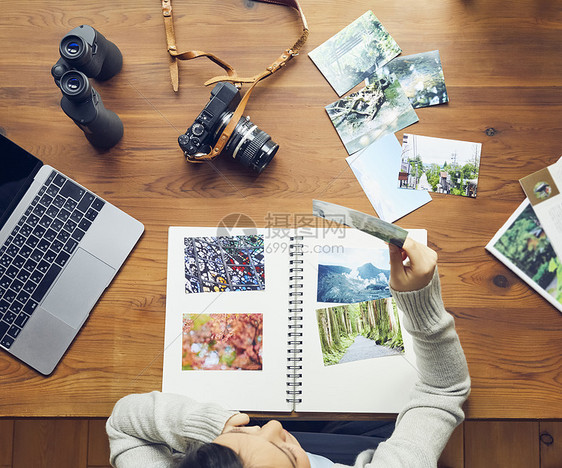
xmin=42 ymin=248 xmax=115 ymax=329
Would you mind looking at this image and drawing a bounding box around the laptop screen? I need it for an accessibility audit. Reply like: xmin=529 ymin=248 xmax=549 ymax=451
xmin=0 ymin=134 xmax=43 ymax=230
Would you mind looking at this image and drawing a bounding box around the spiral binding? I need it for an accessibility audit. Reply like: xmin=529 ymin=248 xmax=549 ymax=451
xmin=286 ymin=236 xmax=304 ymax=409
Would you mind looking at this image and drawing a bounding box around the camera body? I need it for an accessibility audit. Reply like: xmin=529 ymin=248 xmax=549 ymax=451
xmin=178 ymin=82 xmax=240 ymax=157
xmin=51 ymin=25 xmax=123 ymax=150
xmin=178 ymin=82 xmax=278 ymax=174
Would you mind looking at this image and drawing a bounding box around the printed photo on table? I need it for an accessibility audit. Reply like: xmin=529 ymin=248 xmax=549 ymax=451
xmin=184 ymin=235 xmax=265 ymax=293
xmin=370 ymin=50 xmax=448 ymax=108
xmin=308 ymin=10 xmax=401 ymax=96
xmin=182 ymin=313 xmax=263 ymax=370
xmin=312 ymin=199 xmax=409 ymax=247
xmin=326 ymin=71 xmax=418 ymax=155
xmin=398 ymin=133 xmax=482 ymax=197
xmin=317 ymin=246 xmax=391 ymax=303
xmin=346 ymin=134 xmax=432 ymax=222
xmin=487 ymin=200 xmax=562 ymax=312
xmin=316 ymin=297 xmax=404 ymax=367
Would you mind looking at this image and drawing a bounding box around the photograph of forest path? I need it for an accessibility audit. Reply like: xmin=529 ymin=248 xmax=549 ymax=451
xmin=316 ymin=297 xmax=404 ymax=366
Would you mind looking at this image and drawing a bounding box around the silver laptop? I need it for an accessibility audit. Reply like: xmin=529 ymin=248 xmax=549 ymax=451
xmin=0 ymin=134 xmax=144 ymax=375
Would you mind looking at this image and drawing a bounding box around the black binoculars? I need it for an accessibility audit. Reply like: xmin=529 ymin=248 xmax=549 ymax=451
xmin=51 ymin=25 xmax=123 ymax=149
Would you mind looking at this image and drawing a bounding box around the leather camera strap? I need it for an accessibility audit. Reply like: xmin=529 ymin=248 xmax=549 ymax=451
xmin=161 ymin=0 xmax=309 ymax=162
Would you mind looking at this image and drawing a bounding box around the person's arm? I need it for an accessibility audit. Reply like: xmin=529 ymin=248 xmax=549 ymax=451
xmin=354 ymin=239 xmax=471 ymax=468
xmin=106 ymin=391 xmax=239 ymax=467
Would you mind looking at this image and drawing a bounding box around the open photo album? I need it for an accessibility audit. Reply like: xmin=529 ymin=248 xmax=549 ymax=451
xmin=486 ymin=199 xmax=562 ymax=314
xmin=163 ymin=226 xmax=425 ymax=413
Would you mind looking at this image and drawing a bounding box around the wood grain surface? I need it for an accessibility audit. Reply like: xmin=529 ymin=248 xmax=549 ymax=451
xmin=0 ymin=0 xmax=561 ymax=418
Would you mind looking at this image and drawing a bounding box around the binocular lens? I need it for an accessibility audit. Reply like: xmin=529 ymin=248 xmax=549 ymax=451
xmin=66 ymin=77 xmax=81 ymax=90
xmin=60 ymin=71 xmax=91 ymax=101
xmin=65 ymin=41 xmax=81 ymax=55
xmin=60 ymin=36 xmax=85 ymax=62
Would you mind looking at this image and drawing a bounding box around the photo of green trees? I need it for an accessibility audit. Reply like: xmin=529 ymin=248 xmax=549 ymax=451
xmin=378 ymin=50 xmax=448 ymax=108
xmin=308 ymin=10 xmax=401 ymax=96
xmin=493 ymin=202 xmax=562 ymax=301
xmin=326 ymin=72 xmax=418 ymax=155
xmin=316 ymin=297 xmax=404 ymax=366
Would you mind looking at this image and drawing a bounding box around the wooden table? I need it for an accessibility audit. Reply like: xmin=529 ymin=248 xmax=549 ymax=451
xmin=0 ymin=0 xmax=561 ymax=419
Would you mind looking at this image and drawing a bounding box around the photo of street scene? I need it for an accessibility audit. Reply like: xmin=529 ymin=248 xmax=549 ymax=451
xmin=308 ymin=10 xmax=401 ymax=96
xmin=491 ymin=200 xmax=562 ymax=308
xmin=317 ymin=246 xmax=392 ymax=303
xmin=316 ymin=297 xmax=404 ymax=366
xmin=370 ymin=50 xmax=448 ymax=108
xmin=326 ymin=71 xmax=418 ymax=155
xmin=398 ymin=134 xmax=482 ymax=197
xmin=182 ymin=313 xmax=263 ymax=370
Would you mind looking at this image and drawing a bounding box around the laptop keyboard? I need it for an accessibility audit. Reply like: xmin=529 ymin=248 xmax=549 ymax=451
xmin=0 ymin=170 xmax=105 ymax=350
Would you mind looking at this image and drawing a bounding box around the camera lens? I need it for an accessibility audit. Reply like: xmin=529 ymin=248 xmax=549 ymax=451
xmin=219 ymin=114 xmax=278 ymax=174
xmin=60 ymin=71 xmax=91 ymax=102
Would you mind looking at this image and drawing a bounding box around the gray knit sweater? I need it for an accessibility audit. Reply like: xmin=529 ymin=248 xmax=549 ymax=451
xmin=106 ymin=269 xmax=470 ymax=467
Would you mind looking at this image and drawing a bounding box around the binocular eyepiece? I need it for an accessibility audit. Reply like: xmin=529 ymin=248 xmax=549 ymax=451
xmin=52 ymin=25 xmax=123 ymax=150
xmin=52 ymin=24 xmax=123 ymax=83
xmin=59 ymin=70 xmax=92 ymax=102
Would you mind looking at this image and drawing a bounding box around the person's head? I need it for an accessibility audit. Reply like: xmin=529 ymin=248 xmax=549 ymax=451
xmin=178 ymin=442 xmax=244 ymax=468
xmin=181 ymin=420 xmax=311 ymax=468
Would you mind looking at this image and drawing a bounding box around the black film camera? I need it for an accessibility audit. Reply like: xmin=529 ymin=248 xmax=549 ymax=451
xmin=178 ymin=82 xmax=278 ymax=174
xmin=51 ymin=25 xmax=123 ymax=149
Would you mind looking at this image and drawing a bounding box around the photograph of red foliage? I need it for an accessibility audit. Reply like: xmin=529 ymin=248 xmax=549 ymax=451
xmin=182 ymin=313 xmax=263 ymax=370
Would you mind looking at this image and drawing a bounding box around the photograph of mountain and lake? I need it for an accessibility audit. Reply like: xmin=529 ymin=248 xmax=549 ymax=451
xmin=398 ymin=133 xmax=482 ymax=198
xmin=317 ymin=246 xmax=391 ymax=303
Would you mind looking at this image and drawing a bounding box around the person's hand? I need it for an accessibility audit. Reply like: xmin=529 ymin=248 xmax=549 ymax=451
xmin=389 ymin=237 xmax=438 ymax=292
xmin=222 ymin=413 xmax=250 ymax=434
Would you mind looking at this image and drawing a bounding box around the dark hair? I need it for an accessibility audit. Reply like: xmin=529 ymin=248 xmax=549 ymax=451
xmin=178 ymin=442 xmax=245 ymax=468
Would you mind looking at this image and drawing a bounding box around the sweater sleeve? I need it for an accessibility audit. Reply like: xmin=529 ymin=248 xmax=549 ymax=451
xmin=352 ymin=268 xmax=471 ymax=468
xmin=106 ymin=391 xmax=238 ymax=468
